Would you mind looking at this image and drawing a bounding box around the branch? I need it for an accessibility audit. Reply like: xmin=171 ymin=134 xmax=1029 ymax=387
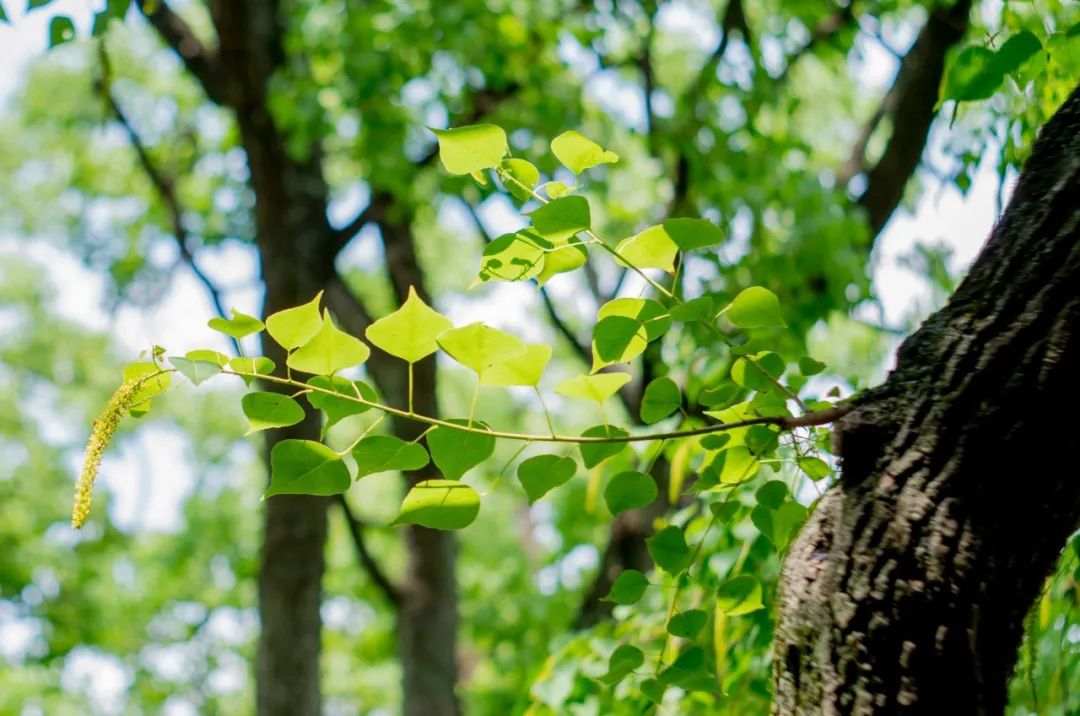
xmin=330 ymin=192 xmax=391 ymax=255
xmin=133 ymin=0 xmax=230 ymax=106
xmin=98 ymin=45 xmax=239 ymax=353
xmin=852 ymin=0 xmax=973 ymax=240
xmin=224 ymin=367 xmax=853 ymax=444
xmin=336 ymin=495 xmax=401 ymax=606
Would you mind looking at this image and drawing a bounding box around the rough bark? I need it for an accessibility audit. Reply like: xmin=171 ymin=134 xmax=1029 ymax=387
xmin=774 ymin=85 xmax=1080 ymax=715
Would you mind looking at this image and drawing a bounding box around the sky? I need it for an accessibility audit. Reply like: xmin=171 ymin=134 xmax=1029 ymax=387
xmin=0 ymin=3 xmax=1013 ymax=712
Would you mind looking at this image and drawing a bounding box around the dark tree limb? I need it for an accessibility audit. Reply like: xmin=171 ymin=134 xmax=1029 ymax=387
xmin=850 ymin=0 xmax=973 ymax=240
xmin=98 ymin=49 xmax=239 ymax=354
xmin=335 ymin=495 xmax=401 ymax=606
xmin=133 ymin=0 xmax=230 ymax=106
xmin=775 ymin=83 xmax=1080 ymax=715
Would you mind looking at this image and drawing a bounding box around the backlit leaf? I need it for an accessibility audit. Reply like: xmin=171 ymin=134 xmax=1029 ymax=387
xmin=353 ymin=436 xmax=430 ymax=477
xmin=517 ymin=454 xmax=576 ymax=503
xmin=208 ymin=309 xmax=264 ymax=339
xmin=287 ymin=311 xmax=370 ymax=375
xmin=427 ymin=419 xmax=495 ymax=479
xmin=366 ymin=286 xmax=453 ymax=363
xmin=432 ymin=124 xmax=508 ymax=175
xmin=392 ymin=479 xmax=481 ymax=530
xmin=266 ymin=440 xmax=350 ymax=497
xmin=242 ymin=392 xmax=305 ymax=433
xmin=550 ymin=130 xmax=619 ymax=174
xmin=266 ymin=292 xmax=323 ymax=350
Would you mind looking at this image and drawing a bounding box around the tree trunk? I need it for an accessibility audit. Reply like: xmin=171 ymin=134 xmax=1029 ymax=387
xmin=380 ymin=218 xmax=461 ymax=716
xmin=774 ymin=84 xmax=1080 ymax=714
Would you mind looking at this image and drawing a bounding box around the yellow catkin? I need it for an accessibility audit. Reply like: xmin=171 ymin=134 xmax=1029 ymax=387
xmin=71 ymin=379 xmax=144 ymax=529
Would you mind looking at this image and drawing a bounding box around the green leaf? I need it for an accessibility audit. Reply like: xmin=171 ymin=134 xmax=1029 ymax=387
xmin=755 ymin=480 xmax=788 ymax=509
xmin=798 ymin=456 xmax=831 ymax=481
xmin=500 ymin=158 xmax=540 ymax=201
xmin=598 ymin=644 xmax=643 ymax=686
xmin=48 ymin=15 xmax=75 ymax=47
xmin=941 ymin=45 xmax=1001 ymax=103
xmin=427 ymin=419 xmax=495 ymax=479
xmin=592 ymin=316 xmax=641 ymax=364
xmin=208 ymin=309 xmax=265 ymax=339
xmin=0 ymin=3 xmax=7 ymax=23
xmin=352 ymin=436 xmax=430 ymax=477
xmin=242 ymin=392 xmax=305 ymax=434
xmin=287 ymin=311 xmax=370 ymax=375
xmin=658 ymin=646 xmax=711 ymax=689
xmin=266 ymin=440 xmax=350 ymax=497
xmin=798 ymin=356 xmax=826 ymax=376
xmin=437 ymin=322 xmax=526 ymax=374
xmin=709 ymin=500 xmax=740 ymax=523
xmin=992 ymin=30 xmax=1042 ymax=75
xmin=715 ymin=575 xmax=765 ymax=616
xmin=669 ymin=296 xmax=715 ymax=323
xmin=481 ymin=343 xmax=551 ymax=387
xmin=731 ymin=351 xmax=786 ymax=392
xmin=725 ymin=287 xmax=785 ymax=329
xmin=579 ymin=425 xmax=629 ymax=468
xmin=266 ymin=292 xmax=324 ymax=350
xmin=431 ymin=124 xmax=508 ymax=175
xmin=591 ymin=298 xmax=670 ymax=370
xmin=392 ymin=479 xmax=480 ymax=530
xmin=535 ymin=237 xmax=588 ymax=286
xmin=228 ymin=356 xmax=275 ymax=385
xmin=667 ymin=609 xmax=708 ymax=639
xmin=751 ymin=502 xmax=807 ymax=551
xmin=306 ymin=376 xmax=377 ymax=430
xmin=614 ymin=224 xmax=678 ymax=273
xmin=641 ymin=679 xmax=667 ymax=704
xmin=603 ymin=569 xmax=648 ymax=605
xmin=706 ymin=447 xmax=759 ymax=485
xmin=544 ymin=180 xmax=571 ymax=199
xmin=604 ymin=471 xmax=657 ymax=514
xmin=527 ymin=196 xmax=590 ymax=241
xmin=647 ymin=525 xmax=691 ymax=575
xmin=170 ymin=356 xmax=222 ymax=386
xmin=555 ymin=372 xmax=631 ymax=402
xmin=123 ymin=361 xmax=170 ymax=417
xmin=517 ymin=454 xmax=576 ymax=504
xmin=185 ymin=349 xmax=228 ymax=367
xmin=365 ymin=286 xmax=453 ymax=363
xmin=699 ymin=383 xmax=739 ymax=408
xmin=640 ymin=377 xmax=681 ymax=424
xmin=662 ymin=218 xmax=724 ymax=251
xmin=550 ymin=130 xmax=618 ymax=174
xmin=478 ymin=232 xmax=548 ymax=282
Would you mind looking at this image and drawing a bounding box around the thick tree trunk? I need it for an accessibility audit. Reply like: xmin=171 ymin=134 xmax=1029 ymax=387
xmin=774 ymin=85 xmax=1080 ymax=714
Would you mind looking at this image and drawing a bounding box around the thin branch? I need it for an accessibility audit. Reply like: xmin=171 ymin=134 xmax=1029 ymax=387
xmin=223 ymin=367 xmax=853 ymax=444
xmin=133 ymin=0 xmax=229 ymax=106
xmin=98 ymin=44 xmax=239 ymax=353
xmin=336 ymin=495 xmax=401 ymax=606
